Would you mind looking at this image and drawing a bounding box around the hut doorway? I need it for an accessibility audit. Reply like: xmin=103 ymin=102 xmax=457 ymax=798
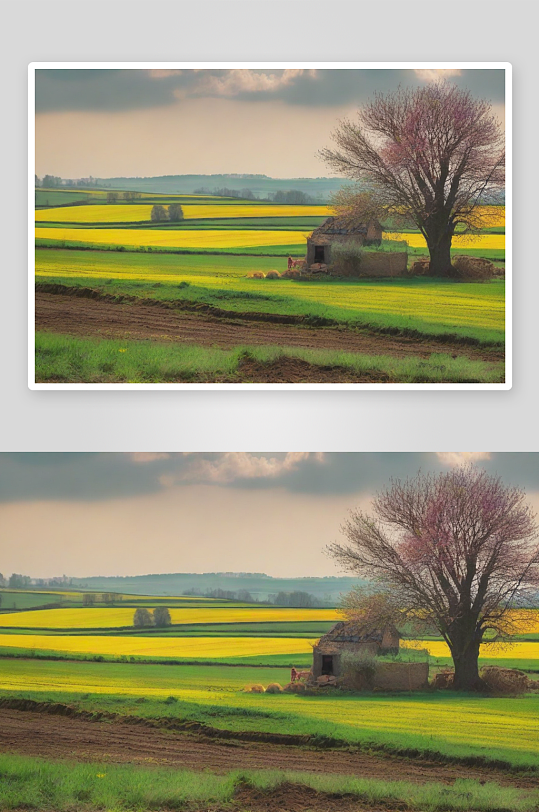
xmin=321 ymin=655 xmax=334 ymax=675
xmin=314 ymin=245 xmax=325 ymax=263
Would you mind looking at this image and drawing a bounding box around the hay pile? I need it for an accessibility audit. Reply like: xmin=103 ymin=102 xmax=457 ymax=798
xmin=246 ymin=271 xmax=265 ymax=279
xmin=244 ymin=684 xmax=265 ymax=693
xmin=451 ymin=255 xmax=495 ymax=282
xmin=283 ymin=682 xmax=307 ymax=694
xmin=432 ymin=666 xmax=535 ymax=694
xmin=265 ymin=271 xmax=281 ymax=279
xmin=282 ymin=269 xmax=301 ymax=278
xmin=480 ymin=666 xmax=530 ymax=694
xmin=410 ymin=255 xmax=495 ymax=281
xmin=265 ymin=683 xmax=283 ymax=694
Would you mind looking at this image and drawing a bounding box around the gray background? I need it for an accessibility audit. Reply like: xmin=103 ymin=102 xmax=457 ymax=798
xmin=1 ymin=0 xmax=534 ymax=452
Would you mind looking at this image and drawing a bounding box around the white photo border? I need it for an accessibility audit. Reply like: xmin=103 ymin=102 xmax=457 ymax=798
xmin=28 ymin=62 xmax=512 ymax=391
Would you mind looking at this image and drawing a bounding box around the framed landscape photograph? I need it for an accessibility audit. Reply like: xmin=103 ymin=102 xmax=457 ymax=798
xmin=29 ymin=63 xmax=510 ymax=388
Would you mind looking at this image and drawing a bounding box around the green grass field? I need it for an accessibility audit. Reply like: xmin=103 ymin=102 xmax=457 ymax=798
xmin=0 ymin=589 xmax=237 ymax=612
xmin=36 ymin=250 xmax=505 ymax=344
xmin=1 ymin=754 xmax=533 ymax=812
xmin=35 ymin=334 xmax=505 ymax=384
xmin=0 ymin=658 xmax=537 ymax=769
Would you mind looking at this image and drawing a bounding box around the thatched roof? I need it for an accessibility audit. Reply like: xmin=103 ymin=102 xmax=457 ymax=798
xmin=309 ymin=217 xmax=382 ymax=239
xmin=315 ymin=621 xmax=400 ymax=648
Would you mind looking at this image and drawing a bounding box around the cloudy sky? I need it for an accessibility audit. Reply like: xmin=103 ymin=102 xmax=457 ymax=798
xmin=35 ymin=67 xmax=506 ymax=179
xmin=0 ymin=452 xmax=535 ymax=580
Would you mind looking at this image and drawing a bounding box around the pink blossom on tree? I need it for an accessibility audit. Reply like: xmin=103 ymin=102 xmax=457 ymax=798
xmin=320 ymin=82 xmax=505 ymax=276
xmin=329 ymin=466 xmax=539 ymax=690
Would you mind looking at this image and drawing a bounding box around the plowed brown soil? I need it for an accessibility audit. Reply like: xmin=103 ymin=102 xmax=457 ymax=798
xmin=0 ymin=708 xmax=534 ymax=789
xmin=224 ymin=784 xmax=411 ymax=811
xmin=35 ymin=291 xmax=503 ymax=363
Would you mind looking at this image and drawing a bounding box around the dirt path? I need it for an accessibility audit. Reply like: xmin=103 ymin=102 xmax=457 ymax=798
xmin=35 ymin=291 xmax=503 ymax=363
xmin=0 ymin=707 xmax=534 ymax=789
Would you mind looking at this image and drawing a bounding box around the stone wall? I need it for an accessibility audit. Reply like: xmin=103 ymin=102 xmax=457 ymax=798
xmin=357 ymin=250 xmax=408 ymax=277
xmin=338 ymin=660 xmax=429 ymax=691
xmin=373 ymin=661 xmax=429 ymax=691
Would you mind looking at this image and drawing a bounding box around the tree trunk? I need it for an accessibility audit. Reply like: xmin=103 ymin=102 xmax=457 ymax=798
xmin=427 ymin=232 xmax=453 ymax=276
xmin=451 ymin=640 xmax=484 ymax=691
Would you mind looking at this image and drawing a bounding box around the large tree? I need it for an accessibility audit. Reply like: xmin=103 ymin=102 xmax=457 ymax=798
xmin=328 ymin=466 xmax=539 ymax=691
xmin=320 ymin=82 xmax=505 ymax=275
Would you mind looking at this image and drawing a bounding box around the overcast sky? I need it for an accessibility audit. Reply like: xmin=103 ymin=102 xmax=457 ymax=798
xmin=0 ymin=452 xmax=535 ymax=580
xmin=35 ymin=68 xmax=506 ymax=179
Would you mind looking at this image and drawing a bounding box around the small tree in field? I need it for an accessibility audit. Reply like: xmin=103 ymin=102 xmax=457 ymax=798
xmin=82 ymin=593 xmax=96 ymax=607
xmin=320 ymin=82 xmax=505 ymax=276
xmin=133 ymin=607 xmax=153 ymax=628
xmin=168 ymin=203 xmax=184 ymax=222
xmin=151 ymin=205 xmax=168 ymax=223
xmin=340 ymin=586 xmax=410 ymax=634
xmin=329 ymin=466 xmax=539 ymax=691
xmin=106 ymin=192 xmax=119 ymax=204
xmin=153 ymin=606 xmax=172 ymax=627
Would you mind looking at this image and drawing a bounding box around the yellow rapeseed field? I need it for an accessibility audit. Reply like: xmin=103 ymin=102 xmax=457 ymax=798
xmin=403 ymin=640 xmax=539 ymax=660
xmin=385 ymin=232 xmax=505 ymax=251
xmin=471 ymin=205 xmax=505 ymax=228
xmin=35 ymin=204 xmax=332 ymax=223
xmin=0 ymin=632 xmax=536 ymax=666
xmin=0 ymin=634 xmax=314 ymax=659
xmin=0 ymin=606 xmax=339 ymax=629
xmin=35 ymin=227 xmax=309 ymax=250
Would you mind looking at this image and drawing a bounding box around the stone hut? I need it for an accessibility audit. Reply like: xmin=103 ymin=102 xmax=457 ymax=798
xmin=312 ymin=621 xmax=400 ymax=679
xmin=306 ymin=217 xmax=383 ymax=267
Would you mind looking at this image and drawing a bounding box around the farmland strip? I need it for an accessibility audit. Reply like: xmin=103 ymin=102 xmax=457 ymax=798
xmin=0 ymin=703 xmax=535 ymax=784
xmin=35 ymin=286 xmax=505 ymax=359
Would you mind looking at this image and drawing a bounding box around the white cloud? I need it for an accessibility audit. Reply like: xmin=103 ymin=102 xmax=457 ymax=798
xmin=436 ymin=452 xmax=492 ymax=468
xmin=191 ymin=69 xmax=317 ymax=98
xmin=160 ymin=452 xmax=325 ymax=486
xmin=130 ymin=452 xmax=171 ymax=464
xmin=415 ymin=68 xmax=463 ymax=83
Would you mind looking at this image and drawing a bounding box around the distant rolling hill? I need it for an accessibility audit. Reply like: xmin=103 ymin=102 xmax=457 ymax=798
xmin=93 ymin=174 xmax=349 ymax=200
xmin=70 ymin=572 xmax=361 ymax=603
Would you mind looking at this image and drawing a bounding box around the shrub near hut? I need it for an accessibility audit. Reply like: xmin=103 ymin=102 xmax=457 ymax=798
xmin=340 ymin=650 xmax=377 ymax=690
xmin=331 ymin=240 xmax=363 ymax=276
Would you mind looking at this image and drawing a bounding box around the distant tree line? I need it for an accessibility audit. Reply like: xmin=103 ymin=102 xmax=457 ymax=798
xmin=40 ymin=175 xmax=62 ymax=188
xmin=5 ymin=574 xmax=31 ymax=589
xmin=82 ymin=592 xmax=120 ymax=606
xmin=193 ymin=187 xmax=322 ymax=204
xmin=0 ymin=572 xmax=75 ymax=589
xmin=106 ymin=191 xmax=143 ymax=203
xmin=36 ymin=175 xmax=100 ymax=188
xmin=182 ymin=587 xmax=326 ymax=607
xmin=268 ymin=591 xmax=325 ymax=608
